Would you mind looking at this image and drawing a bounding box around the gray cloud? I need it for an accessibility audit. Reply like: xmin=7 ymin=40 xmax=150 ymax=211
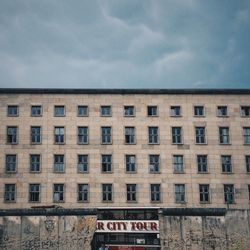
xmin=0 ymin=0 xmax=249 ymax=88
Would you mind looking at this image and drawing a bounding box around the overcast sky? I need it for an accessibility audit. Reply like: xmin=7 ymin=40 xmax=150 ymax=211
xmin=0 ymin=0 xmax=249 ymax=89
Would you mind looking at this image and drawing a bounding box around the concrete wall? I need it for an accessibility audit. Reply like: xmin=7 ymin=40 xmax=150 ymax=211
xmin=0 ymin=215 xmax=97 ymax=250
xmin=160 ymin=209 xmax=250 ymax=250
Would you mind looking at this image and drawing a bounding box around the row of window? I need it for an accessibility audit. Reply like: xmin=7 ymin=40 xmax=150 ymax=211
xmin=4 ymin=154 xmax=250 ymax=174
xmin=3 ymin=183 xmax=250 ymax=204
xmin=5 ymin=105 xmax=250 ymax=117
xmin=5 ymin=126 xmax=250 ymax=145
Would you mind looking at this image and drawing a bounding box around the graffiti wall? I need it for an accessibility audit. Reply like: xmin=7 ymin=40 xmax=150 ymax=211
xmin=0 ymin=215 xmax=97 ymax=250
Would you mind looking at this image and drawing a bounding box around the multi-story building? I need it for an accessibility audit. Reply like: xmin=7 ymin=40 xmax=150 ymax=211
xmin=0 ymin=88 xmax=250 ymax=250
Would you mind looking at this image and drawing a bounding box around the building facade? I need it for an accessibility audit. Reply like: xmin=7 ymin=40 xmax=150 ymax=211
xmin=0 ymin=89 xmax=250 ymax=249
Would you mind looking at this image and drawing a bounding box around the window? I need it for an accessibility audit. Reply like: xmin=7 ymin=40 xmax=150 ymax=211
xmin=148 ymin=127 xmax=159 ymax=144
xmin=54 ymin=105 xmax=65 ymax=116
xmin=102 ymin=155 xmax=112 ymax=172
xmin=29 ymin=184 xmax=40 ymax=202
xmin=77 ymin=155 xmax=88 ymax=173
xmin=219 ymin=127 xmax=230 ymax=144
xmin=173 ymin=155 xmax=184 ymax=173
xmin=54 ymin=127 xmax=65 ymax=144
xmin=147 ymin=106 xmax=158 ymax=116
xmin=172 ymin=127 xmax=182 ymax=144
xmin=31 ymin=105 xmax=42 ymax=116
xmin=78 ymin=184 xmax=89 ymax=202
xmin=127 ymin=184 xmax=136 ymax=202
xmin=217 ymin=106 xmax=228 ymax=116
xmin=4 ymin=184 xmax=16 ymax=202
xmin=125 ymin=155 xmax=136 ymax=172
xmin=100 ymin=106 xmax=111 ymax=116
xmin=54 ymin=155 xmax=64 ymax=172
xmin=195 ymin=127 xmax=206 ymax=144
xmin=53 ymin=184 xmax=64 ymax=202
xmin=6 ymin=155 xmax=17 ymax=173
xmin=150 ymin=184 xmax=161 ymax=202
xmin=7 ymin=105 xmax=18 ymax=116
xmin=194 ymin=106 xmax=204 ymax=116
xmin=30 ymin=154 xmax=41 ymax=172
xmin=224 ymin=184 xmax=234 ymax=203
xmin=101 ymin=127 xmax=112 ymax=144
xmin=124 ymin=106 xmax=135 ymax=116
xmin=102 ymin=184 xmax=112 ymax=201
xmin=7 ymin=126 xmax=18 ymax=144
xmin=197 ymin=155 xmax=208 ymax=173
xmin=31 ymin=126 xmax=41 ymax=144
xmin=248 ymin=185 xmax=250 ymax=201
xmin=77 ymin=126 xmax=88 ymax=144
xmin=246 ymin=156 xmax=250 ymax=173
xmin=221 ymin=155 xmax=232 ymax=173
xmin=199 ymin=184 xmax=210 ymax=203
xmin=243 ymin=127 xmax=250 ymax=144
xmin=149 ymin=155 xmax=160 ymax=173
xmin=77 ymin=105 xmax=88 ymax=116
xmin=170 ymin=106 xmax=181 ymax=116
xmin=241 ymin=106 xmax=250 ymax=117
xmin=175 ymin=184 xmax=185 ymax=203
xmin=125 ymin=127 xmax=135 ymax=144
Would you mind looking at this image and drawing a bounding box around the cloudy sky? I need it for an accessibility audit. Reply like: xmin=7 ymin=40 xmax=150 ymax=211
xmin=0 ymin=0 xmax=249 ymax=88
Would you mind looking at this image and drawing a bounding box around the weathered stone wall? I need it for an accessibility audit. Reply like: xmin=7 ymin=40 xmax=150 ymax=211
xmin=160 ymin=209 xmax=250 ymax=250
xmin=0 ymin=215 xmax=97 ymax=250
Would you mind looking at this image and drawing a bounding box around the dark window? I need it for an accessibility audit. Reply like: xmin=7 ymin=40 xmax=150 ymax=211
xmin=127 ymin=184 xmax=136 ymax=202
xmin=217 ymin=106 xmax=228 ymax=116
xmin=101 ymin=127 xmax=112 ymax=144
xmin=31 ymin=105 xmax=42 ymax=116
xmin=172 ymin=127 xmax=182 ymax=144
xmin=78 ymin=184 xmax=89 ymax=202
xmin=150 ymin=184 xmax=161 ymax=202
xmin=246 ymin=155 xmax=250 ymax=173
xmin=170 ymin=106 xmax=181 ymax=116
xmin=101 ymin=106 xmax=111 ymax=116
xmin=125 ymin=155 xmax=136 ymax=172
xmin=7 ymin=126 xmax=18 ymax=144
xmin=4 ymin=184 xmax=16 ymax=202
xmin=77 ymin=155 xmax=88 ymax=173
xmin=124 ymin=106 xmax=135 ymax=116
xmin=221 ymin=155 xmax=232 ymax=173
xmin=54 ymin=105 xmax=65 ymax=116
xmin=102 ymin=184 xmax=112 ymax=201
xmin=29 ymin=184 xmax=40 ymax=202
xmin=175 ymin=184 xmax=185 ymax=203
xmin=241 ymin=106 xmax=250 ymax=117
xmin=248 ymin=185 xmax=250 ymax=201
xmin=173 ymin=155 xmax=184 ymax=173
xmin=194 ymin=106 xmax=204 ymax=116
xmin=31 ymin=126 xmax=41 ymax=144
xmin=102 ymin=155 xmax=112 ymax=172
xmin=224 ymin=184 xmax=234 ymax=203
xmin=7 ymin=105 xmax=18 ymax=116
xmin=30 ymin=154 xmax=41 ymax=172
xmin=219 ymin=127 xmax=230 ymax=144
xmin=195 ymin=127 xmax=206 ymax=144
xmin=54 ymin=127 xmax=64 ymax=144
xmin=125 ymin=127 xmax=135 ymax=144
xmin=6 ymin=154 xmax=17 ymax=172
xmin=148 ymin=127 xmax=159 ymax=144
xmin=147 ymin=106 xmax=158 ymax=116
xmin=199 ymin=184 xmax=210 ymax=203
xmin=53 ymin=184 xmax=64 ymax=202
xmin=197 ymin=155 xmax=208 ymax=173
xmin=77 ymin=105 xmax=88 ymax=116
xmin=149 ymin=155 xmax=160 ymax=173
xmin=243 ymin=127 xmax=250 ymax=144
xmin=54 ymin=155 xmax=64 ymax=172
xmin=77 ymin=126 xmax=88 ymax=144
